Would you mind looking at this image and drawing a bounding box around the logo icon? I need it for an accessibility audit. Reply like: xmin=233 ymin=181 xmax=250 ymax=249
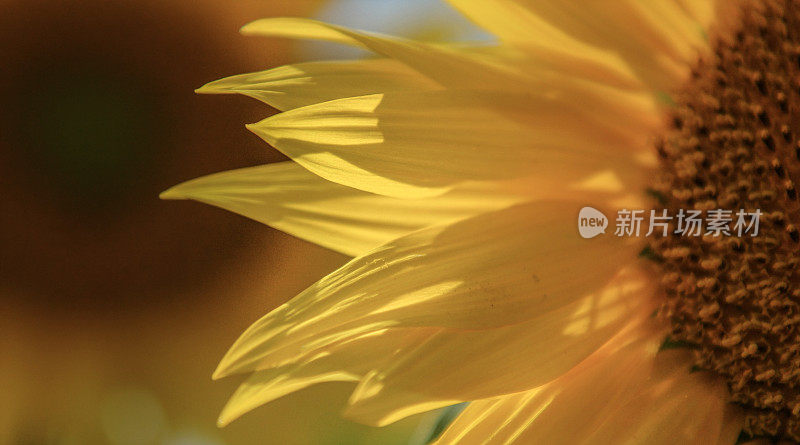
xmin=578 ymin=206 xmax=608 ymax=239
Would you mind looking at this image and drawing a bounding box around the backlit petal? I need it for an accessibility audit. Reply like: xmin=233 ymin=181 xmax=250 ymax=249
xmin=217 ymin=327 xmax=434 ymax=427
xmin=248 ymin=90 xmax=657 ymax=198
xmin=241 ymin=18 xmax=531 ymax=90
xmin=436 ymin=325 xmax=740 ymax=444
xmin=446 ymin=0 xmax=645 ymax=90
xmin=213 ymin=201 xmax=638 ymax=380
xmin=344 ymin=266 xmax=657 ymax=426
xmin=161 ymin=161 xmax=525 ymax=256
xmin=479 ymin=0 xmax=712 ymax=91
xmin=196 ymin=59 xmax=440 ymax=111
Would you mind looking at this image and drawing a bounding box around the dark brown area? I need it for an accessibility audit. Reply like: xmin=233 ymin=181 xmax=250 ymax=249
xmin=653 ymin=0 xmax=800 ymax=440
xmin=0 ymin=0 xmax=287 ymax=314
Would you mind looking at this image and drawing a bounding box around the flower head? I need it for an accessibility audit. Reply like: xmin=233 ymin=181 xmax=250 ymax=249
xmin=164 ymin=0 xmax=800 ymax=442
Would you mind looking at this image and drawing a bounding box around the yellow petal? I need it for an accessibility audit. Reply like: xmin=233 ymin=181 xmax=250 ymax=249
xmin=248 ymin=90 xmax=656 ymax=198
xmin=213 ymin=200 xmax=639 ymax=379
xmin=638 ymin=0 xmax=710 ymax=51
xmin=582 ymin=364 xmax=737 ymax=444
xmin=196 ymin=58 xmax=441 ymax=111
xmin=436 ymin=325 xmax=739 ymax=445
xmin=344 ymin=266 xmax=657 ymax=426
xmin=241 ymin=18 xmax=532 ymax=90
xmin=237 ymin=17 xmax=671 ymax=103
xmin=160 ymin=161 xmax=525 ymax=257
xmin=433 ymin=324 xmax=665 ymax=444
xmin=488 ymin=0 xmax=705 ymax=91
xmin=217 ymin=328 xmax=433 ymax=427
xmin=238 ymin=17 xmax=663 ymax=136
xmin=446 ymin=0 xmax=645 ymax=90
xmin=676 ymin=0 xmax=716 ymax=28
xmin=219 ymin=367 xmax=358 ymax=428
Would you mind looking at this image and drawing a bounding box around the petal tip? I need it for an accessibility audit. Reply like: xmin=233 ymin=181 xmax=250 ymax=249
xmin=216 ymin=413 xmax=232 ymax=428
xmin=212 ymin=364 xmax=228 ymax=381
xmin=159 ymin=186 xmax=185 ymax=200
xmin=195 ymin=82 xmax=220 ymax=95
xmin=218 ymin=393 xmax=249 ymax=427
xmin=239 ymin=20 xmax=264 ymax=36
xmin=244 ymin=123 xmax=266 ymax=139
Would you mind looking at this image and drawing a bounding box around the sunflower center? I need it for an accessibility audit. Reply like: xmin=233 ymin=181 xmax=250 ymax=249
xmin=652 ymin=0 xmax=800 ymax=441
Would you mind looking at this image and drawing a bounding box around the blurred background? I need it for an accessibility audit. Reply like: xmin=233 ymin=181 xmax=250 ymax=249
xmin=0 ymin=1 xmax=481 ymax=443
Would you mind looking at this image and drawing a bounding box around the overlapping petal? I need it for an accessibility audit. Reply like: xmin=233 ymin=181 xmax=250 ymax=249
xmin=449 ymin=0 xmax=713 ymax=92
xmin=247 ymin=90 xmax=656 ymax=198
xmin=435 ymin=324 xmax=742 ymax=444
xmin=214 ymin=251 xmax=651 ymax=428
xmin=344 ymin=265 xmax=657 ymax=426
xmin=196 ymin=59 xmax=441 ymax=111
xmin=171 ymin=0 xmax=745 ymax=440
xmin=217 ymin=327 xmax=435 ymax=426
xmin=160 ymin=161 xmax=525 ymax=256
xmin=240 ymin=18 xmax=531 ymax=90
xmin=445 ymin=0 xmax=645 ymax=90
xmin=213 ymin=201 xmax=639 ymax=381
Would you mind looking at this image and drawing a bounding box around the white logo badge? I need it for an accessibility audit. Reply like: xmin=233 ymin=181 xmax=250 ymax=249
xmin=578 ymin=206 xmax=608 ymax=239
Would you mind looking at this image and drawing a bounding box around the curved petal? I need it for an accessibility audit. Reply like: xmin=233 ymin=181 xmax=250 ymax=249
xmin=446 ymin=0 xmax=645 ymax=90
xmin=217 ymin=327 xmax=435 ymax=427
xmin=238 ymin=17 xmax=665 ymax=112
xmin=247 ymin=90 xmax=657 ymax=198
xmin=213 ymin=200 xmax=640 ymax=380
xmin=161 ymin=161 xmax=525 ymax=256
xmin=581 ymin=366 xmax=737 ymax=444
xmin=196 ymin=58 xmax=441 ymax=111
xmin=240 ymin=18 xmax=532 ymax=90
xmin=676 ymin=0 xmax=716 ymax=27
xmin=436 ymin=325 xmax=741 ymax=444
xmin=465 ymin=0 xmax=711 ymax=92
xmin=344 ymin=265 xmax=657 ymax=426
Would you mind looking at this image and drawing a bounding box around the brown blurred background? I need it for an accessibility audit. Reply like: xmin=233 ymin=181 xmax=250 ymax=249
xmin=0 ymin=1 xmax=428 ymax=443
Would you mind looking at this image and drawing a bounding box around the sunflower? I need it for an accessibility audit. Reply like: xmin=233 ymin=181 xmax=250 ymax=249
xmin=162 ymin=0 xmax=800 ymax=443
